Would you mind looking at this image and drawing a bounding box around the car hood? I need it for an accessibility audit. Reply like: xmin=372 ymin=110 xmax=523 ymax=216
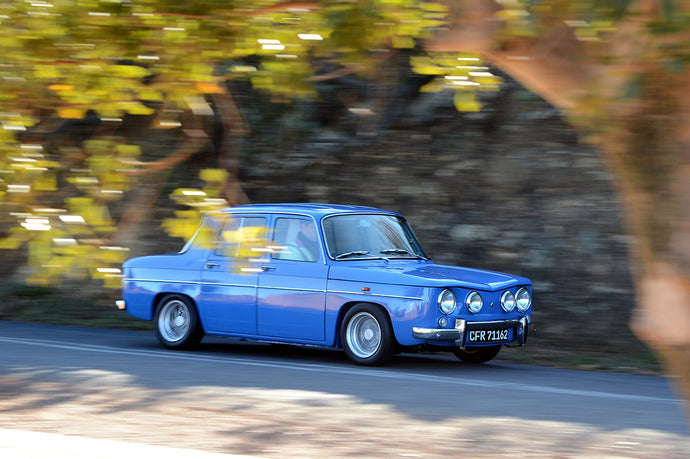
xmin=328 ymin=262 xmax=530 ymax=291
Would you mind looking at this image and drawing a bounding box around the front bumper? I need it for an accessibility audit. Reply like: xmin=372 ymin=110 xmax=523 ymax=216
xmin=412 ymin=316 xmax=529 ymax=349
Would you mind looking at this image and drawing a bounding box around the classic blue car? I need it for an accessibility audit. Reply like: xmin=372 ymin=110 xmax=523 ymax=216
xmin=117 ymin=203 xmax=532 ymax=365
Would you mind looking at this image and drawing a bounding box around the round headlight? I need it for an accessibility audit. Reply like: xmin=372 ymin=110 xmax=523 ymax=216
xmin=465 ymin=291 xmax=483 ymax=313
xmin=438 ymin=289 xmax=456 ymax=315
xmin=501 ymin=291 xmax=516 ymax=312
xmin=516 ymin=287 xmax=531 ymax=312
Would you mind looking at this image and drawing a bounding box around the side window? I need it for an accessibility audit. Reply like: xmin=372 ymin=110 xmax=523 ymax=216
xmin=272 ymin=217 xmax=320 ymax=262
xmin=181 ymin=213 xmax=224 ymax=253
xmin=215 ymin=216 xmax=267 ymax=258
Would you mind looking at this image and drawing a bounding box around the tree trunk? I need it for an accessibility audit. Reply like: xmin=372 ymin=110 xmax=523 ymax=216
xmin=596 ymin=70 xmax=690 ymax=409
xmin=429 ymin=0 xmax=690 ymax=408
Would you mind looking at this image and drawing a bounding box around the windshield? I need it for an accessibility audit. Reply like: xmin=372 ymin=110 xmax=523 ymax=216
xmin=323 ymin=214 xmax=427 ymax=260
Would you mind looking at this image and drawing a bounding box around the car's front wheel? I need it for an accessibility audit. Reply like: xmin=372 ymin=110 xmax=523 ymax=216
xmin=453 ymin=345 xmax=501 ymax=364
xmin=341 ymin=304 xmax=394 ymax=366
xmin=154 ymin=294 xmax=203 ymax=349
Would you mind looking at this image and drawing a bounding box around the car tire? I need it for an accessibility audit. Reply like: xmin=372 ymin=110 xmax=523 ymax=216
xmin=341 ymin=304 xmax=394 ymax=366
xmin=154 ymin=294 xmax=203 ymax=349
xmin=453 ymin=345 xmax=501 ymax=364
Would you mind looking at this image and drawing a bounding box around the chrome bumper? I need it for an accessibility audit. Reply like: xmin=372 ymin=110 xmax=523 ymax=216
xmin=413 ymin=317 xmax=529 ymax=348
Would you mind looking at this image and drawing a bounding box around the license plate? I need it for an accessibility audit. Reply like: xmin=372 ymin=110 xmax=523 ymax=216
xmin=467 ymin=328 xmax=508 ymax=343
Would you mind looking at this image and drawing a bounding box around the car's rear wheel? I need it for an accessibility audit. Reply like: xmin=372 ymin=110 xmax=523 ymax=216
xmin=154 ymin=294 xmax=203 ymax=349
xmin=341 ymin=304 xmax=394 ymax=365
xmin=453 ymin=345 xmax=501 ymax=364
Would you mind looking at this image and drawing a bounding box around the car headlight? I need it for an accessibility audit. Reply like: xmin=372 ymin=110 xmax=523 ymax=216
xmin=438 ymin=289 xmax=456 ymax=315
xmin=465 ymin=291 xmax=483 ymax=313
xmin=516 ymin=287 xmax=531 ymax=312
xmin=501 ymin=291 xmax=516 ymax=312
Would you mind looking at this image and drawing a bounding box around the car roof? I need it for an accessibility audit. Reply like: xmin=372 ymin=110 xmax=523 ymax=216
xmin=217 ymin=203 xmax=400 ymax=218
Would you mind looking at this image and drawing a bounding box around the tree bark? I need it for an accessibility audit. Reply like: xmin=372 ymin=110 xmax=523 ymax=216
xmin=597 ymin=72 xmax=690 ymax=407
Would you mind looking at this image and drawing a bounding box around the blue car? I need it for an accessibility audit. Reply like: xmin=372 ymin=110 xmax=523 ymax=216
xmin=117 ymin=203 xmax=532 ymax=365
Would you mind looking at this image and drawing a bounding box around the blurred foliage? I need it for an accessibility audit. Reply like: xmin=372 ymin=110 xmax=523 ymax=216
xmin=0 ymin=0 xmax=460 ymax=287
xmin=1 ymin=0 xmax=688 ymax=288
xmin=498 ymin=0 xmax=689 ymax=62
xmin=162 ymin=168 xmax=229 ymax=241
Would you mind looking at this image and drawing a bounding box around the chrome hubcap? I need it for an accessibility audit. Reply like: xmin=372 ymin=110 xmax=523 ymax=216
xmin=158 ymin=300 xmax=190 ymax=343
xmin=346 ymin=312 xmax=381 ymax=359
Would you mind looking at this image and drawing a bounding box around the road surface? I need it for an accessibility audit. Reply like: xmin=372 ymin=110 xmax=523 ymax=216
xmin=0 ymin=321 xmax=688 ymax=457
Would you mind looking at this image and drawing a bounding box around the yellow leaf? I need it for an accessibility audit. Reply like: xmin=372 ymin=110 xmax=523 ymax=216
xmin=58 ymin=108 xmax=86 ymax=119
xmin=393 ymin=36 xmax=416 ymax=49
xmin=34 ymin=173 xmax=57 ymax=191
xmin=139 ymin=90 xmax=164 ymax=101
xmin=195 ymin=82 xmax=225 ymax=94
xmin=49 ymin=84 xmax=74 ymax=92
xmin=410 ymin=60 xmax=444 ymax=75
xmin=112 ymin=65 xmax=151 ymax=79
xmin=200 ymin=168 xmax=228 ymax=184
xmin=35 ymin=65 xmax=60 ymax=79
xmin=422 ymin=2 xmax=448 ymax=12
xmin=454 ymin=91 xmax=481 ymax=112
xmin=420 ymin=78 xmax=445 ymax=93
xmin=117 ymin=101 xmax=154 ymax=115
xmin=116 ymin=144 xmax=142 ymax=158
xmin=0 ymin=229 xmax=29 ymax=250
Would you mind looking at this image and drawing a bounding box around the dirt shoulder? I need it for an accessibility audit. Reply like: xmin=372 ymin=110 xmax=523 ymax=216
xmin=1 ymin=372 xmax=688 ymax=458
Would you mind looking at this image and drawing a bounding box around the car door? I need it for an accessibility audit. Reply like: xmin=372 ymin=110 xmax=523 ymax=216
xmin=256 ymin=216 xmax=328 ymax=342
xmin=199 ymin=215 xmax=268 ymax=335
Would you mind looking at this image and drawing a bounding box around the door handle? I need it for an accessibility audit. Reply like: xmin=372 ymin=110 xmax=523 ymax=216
xmin=204 ymin=263 xmax=220 ymax=269
xmin=261 ymin=265 xmax=275 ymax=272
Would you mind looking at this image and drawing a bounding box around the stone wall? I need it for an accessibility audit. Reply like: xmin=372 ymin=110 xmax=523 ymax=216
xmin=239 ymin=79 xmax=643 ymax=357
xmin=3 ymin=74 xmax=647 ymax=360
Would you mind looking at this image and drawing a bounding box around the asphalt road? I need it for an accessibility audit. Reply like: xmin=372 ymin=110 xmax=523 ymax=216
xmin=1 ymin=321 xmax=688 ymax=457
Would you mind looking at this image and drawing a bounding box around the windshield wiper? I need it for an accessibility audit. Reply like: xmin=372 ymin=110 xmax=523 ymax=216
xmin=335 ymin=250 xmax=370 ymax=260
xmin=380 ymin=248 xmax=428 ymax=260
xmin=380 ymin=248 xmax=411 ymax=255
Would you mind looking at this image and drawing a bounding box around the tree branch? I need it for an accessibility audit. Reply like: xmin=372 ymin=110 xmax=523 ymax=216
xmin=123 ymin=127 xmax=210 ymax=176
xmin=427 ymin=1 xmax=596 ymax=110
xmin=210 ymin=92 xmax=251 ymax=206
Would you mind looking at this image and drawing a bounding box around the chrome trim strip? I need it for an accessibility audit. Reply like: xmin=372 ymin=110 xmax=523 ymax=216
xmin=327 ymin=290 xmax=424 ymax=301
xmin=259 ymin=285 xmax=326 ymax=294
xmin=125 ymin=278 xmax=253 ymax=289
xmin=124 ymin=278 xmax=202 ymax=285
xmin=124 ymin=279 xmax=423 ymax=300
xmin=202 ymin=282 xmax=258 ymax=288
